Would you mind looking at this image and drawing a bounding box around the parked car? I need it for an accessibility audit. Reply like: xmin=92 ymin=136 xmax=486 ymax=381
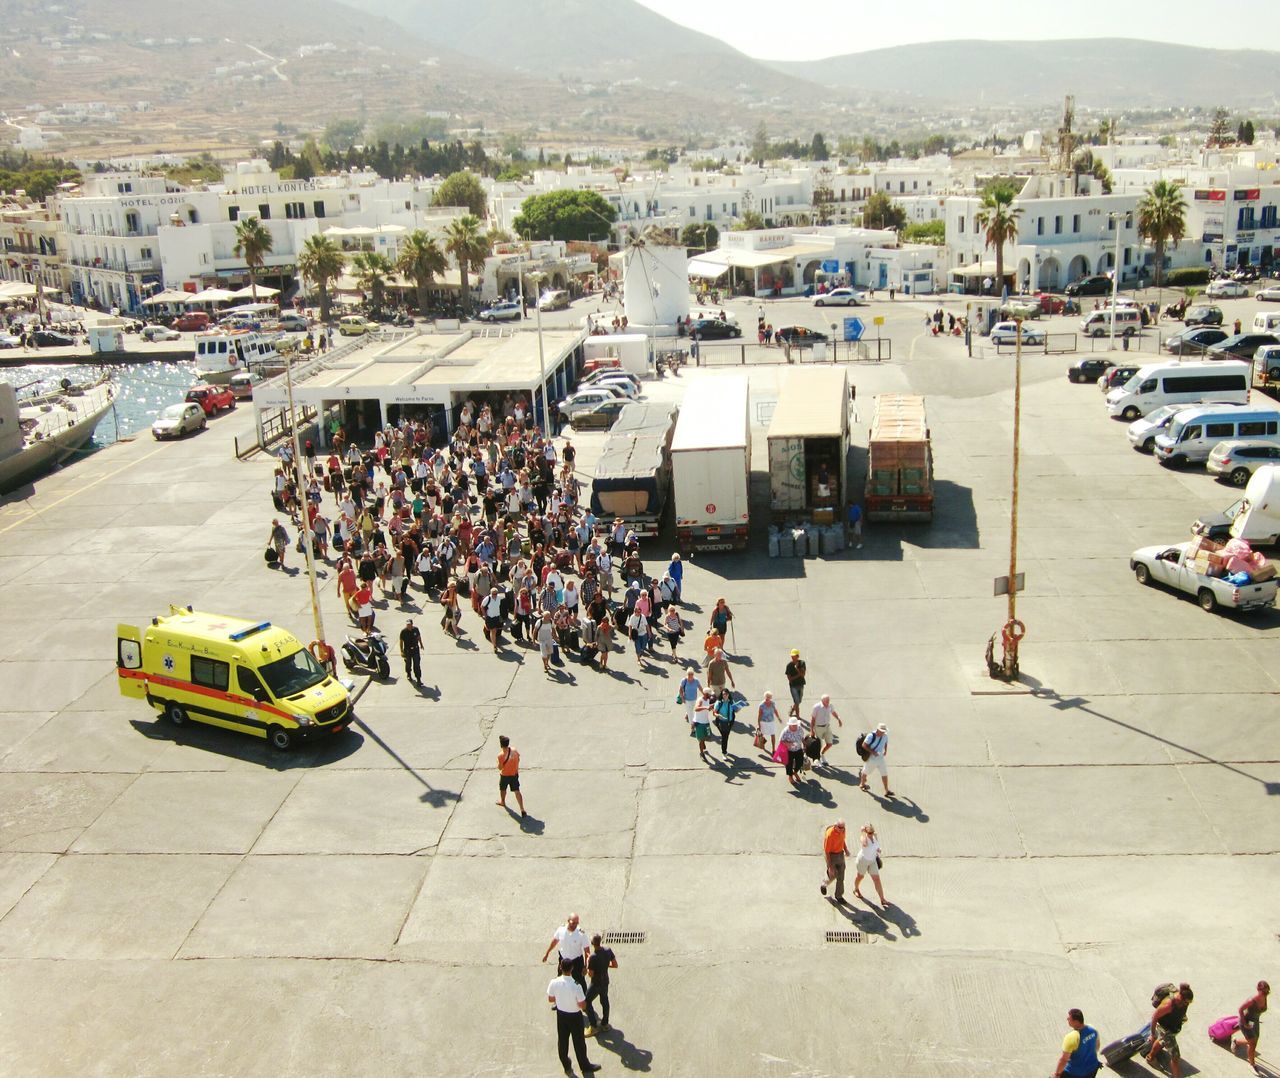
xmin=1205 ymin=279 xmax=1249 ymax=299
xmin=173 ymin=311 xmax=211 ymax=332
xmin=32 ymin=329 xmax=75 ymax=347
xmin=568 ymin=399 xmax=629 ymax=431
xmin=0 ymin=333 xmax=20 ymax=349
xmin=592 ymin=376 xmax=640 ymax=399
xmin=1207 ymin=440 xmax=1280 ymax=486
xmin=691 ymin=318 xmax=741 ymax=340
xmin=478 ymin=301 xmax=522 ymax=322
xmin=1183 ymin=305 xmax=1223 ymax=327
xmin=152 ymin=402 xmax=206 ymax=440
xmin=1098 ymin=365 xmax=1139 ymax=393
xmin=1207 ymin=333 xmax=1280 ymax=361
xmin=1257 ymin=284 xmax=1280 ymax=302
xmin=185 ymin=383 xmax=236 ymax=415
xmin=277 ymin=313 xmax=310 ymax=332
xmin=141 ymin=323 xmax=181 ymax=342
xmin=579 ymin=369 xmax=641 ymax=393
xmin=775 ymin=325 xmax=828 ymax=344
xmin=1067 ymin=357 xmax=1115 ymax=383
xmin=1065 ymin=274 xmax=1113 ymax=296
xmin=229 ymin=371 xmax=257 ymax=400
xmin=558 ymin=386 xmax=628 ymax=417
xmin=338 ymin=315 xmax=375 ymax=336
xmin=1128 ymin=404 xmax=1194 ymax=453
xmin=1164 ymin=326 xmax=1228 ymax=355
xmin=813 ymin=287 xmax=867 ymax=307
xmin=989 ymin=321 xmax=1045 ymax=347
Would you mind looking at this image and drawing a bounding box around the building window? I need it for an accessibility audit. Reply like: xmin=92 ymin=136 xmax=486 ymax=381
xmin=958 ymin=216 xmax=965 ymax=233
xmin=257 ymin=204 xmax=270 ymax=220
xmin=1261 ymin=205 xmax=1277 ymax=229
xmin=1037 ymin=217 xmax=1044 ymax=235
xmin=140 ymin=247 xmax=152 ymax=259
xmin=228 ymin=206 xmax=239 ymax=222
xmin=689 ymin=207 xmax=695 ymax=218
xmin=1072 ymin=214 xmax=1081 ymax=233
xmin=1125 ymin=213 xmax=1133 ymax=229
xmin=125 ymin=212 xmax=140 ymax=234
xmin=284 ymin=201 xmax=305 ymax=220
xmin=1054 ymin=216 xmax=1062 ymax=234
xmin=314 ymin=200 xmax=326 ymax=219
xmin=116 ymin=182 xmax=132 ymax=194
xmin=1238 ymin=207 xmax=1256 ymax=229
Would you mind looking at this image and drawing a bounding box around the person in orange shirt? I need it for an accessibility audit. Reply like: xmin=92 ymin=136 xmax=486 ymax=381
xmin=497 ymin=735 xmax=525 ymax=817
xmin=702 ymin=627 xmax=723 ymax=667
xmin=819 ymin=819 xmax=850 ymax=904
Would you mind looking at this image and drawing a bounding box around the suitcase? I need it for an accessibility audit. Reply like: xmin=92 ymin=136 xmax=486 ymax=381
xmin=1100 ymin=1024 xmax=1150 ymax=1068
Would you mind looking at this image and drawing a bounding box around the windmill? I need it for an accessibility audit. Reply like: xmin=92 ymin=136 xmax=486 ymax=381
xmin=1056 ymin=95 xmax=1076 ymax=174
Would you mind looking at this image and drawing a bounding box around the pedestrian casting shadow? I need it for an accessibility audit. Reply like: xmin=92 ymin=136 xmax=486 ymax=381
xmin=729 ymin=654 xmax=754 ymax=668
xmin=790 ymin=777 xmax=837 ymax=807
xmin=881 ymin=902 xmax=921 ymax=939
xmin=517 ymin=813 xmax=546 ymax=835
xmin=871 ymin=792 xmax=929 ymax=823
xmin=602 ymin=667 xmax=637 ymax=685
xmin=454 ymin=637 xmax=479 ymax=651
xmin=705 ymin=754 xmax=742 ymax=785
xmin=495 ymin=649 xmax=523 ymax=664
xmin=547 ymin=668 xmax=578 ymax=685
xmin=1026 ymin=681 xmax=1280 ymax=798
xmin=129 ymin=718 xmax=363 ymax=768
xmin=596 ymin=1026 xmax=653 ymax=1072
xmin=411 ymin=681 xmax=441 ymax=701
xmin=830 ymin=898 xmax=897 ymax=941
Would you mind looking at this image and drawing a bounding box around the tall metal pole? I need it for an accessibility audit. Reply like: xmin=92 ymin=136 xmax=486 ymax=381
xmin=1109 ymin=212 xmax=1122 ymax=351
xmin=285 ymin=350 xmax=326 ymax=650
xmin=527 ymin=270 xmax=550 ymax=436
xmin=1009 ymin=319 xmax=1022 ymax=634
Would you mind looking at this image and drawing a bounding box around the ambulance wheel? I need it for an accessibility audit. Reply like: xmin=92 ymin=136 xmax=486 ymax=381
xmin=164 ymin=701 xmax=188 ymax=726
xmin=267 ymin=725 xmax=294 ymax=751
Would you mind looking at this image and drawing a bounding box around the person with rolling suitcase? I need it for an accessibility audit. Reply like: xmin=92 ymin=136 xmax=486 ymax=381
xmin=1053 ymin=1008 xmax=1101 ymax=1078
xmin=1145 ymin=983 xmax=1193 ymax=1077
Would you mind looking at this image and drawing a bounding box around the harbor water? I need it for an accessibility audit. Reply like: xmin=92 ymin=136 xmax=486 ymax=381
xmin=0 ymin=359 xmax=198 ymax=448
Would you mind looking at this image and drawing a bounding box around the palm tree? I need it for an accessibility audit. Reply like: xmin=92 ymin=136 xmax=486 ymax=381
xmin=975 ymin=186 xmax=1022 ymax=297
xmin=444 ymin=215 xmax=491 ymax=316
xmin=233 ymin=217 xmax=273 ymax=301
xmin=296 ymin=234 xmax=345 ymax=325
xmin=351 ymin=251 xmax=394 ymax=314
xmin=396 ymin=230 xmax=447 ymax=317
xmin=1137 ymin=179 xmax=1187 ymax=302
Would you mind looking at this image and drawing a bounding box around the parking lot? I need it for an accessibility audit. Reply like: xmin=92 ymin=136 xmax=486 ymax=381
xmin=0 ymin=296 xmax=1278 ymax=1076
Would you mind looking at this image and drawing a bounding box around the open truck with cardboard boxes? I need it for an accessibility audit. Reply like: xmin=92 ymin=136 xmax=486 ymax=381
xmin=866 ymin=394 xmax=933 ymax=523
xmin=765 ymin=367 xmax=851 ymax=525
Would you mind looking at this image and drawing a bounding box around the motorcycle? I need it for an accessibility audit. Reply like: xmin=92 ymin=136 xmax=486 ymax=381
xmin=342 ymin=631 xmax=390 ymax=679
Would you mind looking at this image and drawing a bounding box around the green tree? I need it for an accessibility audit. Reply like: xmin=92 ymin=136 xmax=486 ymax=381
xmin=323 ymin=119 xmax=364 ymax=152
xmin=813 ymin=165 xmax=835 ymax=226
xmin=1207 ymin=107 xmax=1233 ymax=148
xmin=732 ymin=211 xmax=766 ymax=232
xmin=296 ymin=234 xmax=345 ymax=325
xmin=233 ymin=217 xmax=273 ymax=301
xmin=810 ymin=132 xmax=829 ymax=161
xmin=681 ymin=223 xmax=719 ymax=251
xmin=974 ymin=186 xmax=1022 ymax=297
xmin=1238 ymin=119 xmax=1256 ymax=145
xmin=750 ymin=121 xmax=769 ymax=163
xmin=396 ymin=230 xmax=447 ymax=317
xmin=351 ymin=251 xmax=394 ymax=313
xmin=512 ymin=189 xmax=616 ymax=242
xmin=861 ymin=191 xmax=907 ymax=231
xmin=903 ymin=219 xmax=946 ymax=245
xmin=432 ymin=171 xmax=488 ymax=217
xmin=444 ymin=215 xmax=492 ymax=316
xmin=1137 ymin=178 xmax=1187 ymax=294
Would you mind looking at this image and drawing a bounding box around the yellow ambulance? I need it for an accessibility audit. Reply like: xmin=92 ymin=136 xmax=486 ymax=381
xmin=117 ymin=606 xmax=352 ymax=750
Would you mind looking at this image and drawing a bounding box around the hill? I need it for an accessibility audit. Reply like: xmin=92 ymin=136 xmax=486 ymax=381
xmin=767 ymin=38 xmax=1280 ymax=108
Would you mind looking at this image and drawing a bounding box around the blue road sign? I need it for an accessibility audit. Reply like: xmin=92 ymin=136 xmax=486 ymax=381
xmin=843 ymin=317 xmax=865 ymax=343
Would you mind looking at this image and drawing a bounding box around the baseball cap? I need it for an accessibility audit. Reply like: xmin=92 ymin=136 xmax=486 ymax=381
xmin=790 ymin=649 xmax=800 ymax=657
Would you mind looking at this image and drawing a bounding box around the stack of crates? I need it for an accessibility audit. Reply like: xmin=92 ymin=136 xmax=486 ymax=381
xmin=866 ymin=395 xmax=933 ymax=522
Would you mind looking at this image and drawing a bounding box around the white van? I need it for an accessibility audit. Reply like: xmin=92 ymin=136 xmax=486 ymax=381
xmin=1153 ymin=404 xmax=1280 ymax=466
xmin=1106 ymin=360 xmax=1251 ymax=419
xmin=1252 ymin=311 xmax=1280 ymax=335
xmin=1080 ymin=307 xmax=1141 ymax=338
xmin=1254 ymin=345 xmax=1280 ymax=381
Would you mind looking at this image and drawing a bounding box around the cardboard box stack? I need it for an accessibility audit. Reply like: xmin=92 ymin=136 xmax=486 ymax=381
xmin=868 ymin=395 xmax=932 ymax=499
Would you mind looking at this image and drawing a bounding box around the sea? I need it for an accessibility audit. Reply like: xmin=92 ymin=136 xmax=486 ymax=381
xmin=0 ymin=359 xmax=198 ymax=448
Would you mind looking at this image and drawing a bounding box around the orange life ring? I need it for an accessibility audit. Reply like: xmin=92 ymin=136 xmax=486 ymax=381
xmin=1001 ymin=619 xmax=1026 ymax=646
xmin=309 ymin=639 xmax=335 ymax=666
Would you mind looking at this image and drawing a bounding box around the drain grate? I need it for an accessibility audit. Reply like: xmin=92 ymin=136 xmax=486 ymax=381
xmin=603 ymin=931 xmax=647 ymax=945
xmin=825 ymin=930 xmax=865 ymax=944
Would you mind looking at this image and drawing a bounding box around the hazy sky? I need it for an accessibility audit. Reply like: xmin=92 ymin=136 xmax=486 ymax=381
xmin=632 ymin=0 xmax=1280 ymax=60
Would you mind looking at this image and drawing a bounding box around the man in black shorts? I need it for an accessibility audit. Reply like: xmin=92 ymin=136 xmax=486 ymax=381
xmin=497 ymin=735 xmax=525 ymax=816
xmin=399 ymin=619 xmax=422 ymax=682
xmin=481 ymin=586 xmax=506 ymax=652
xmin=785 ymin=648 xmax=807 ymax=718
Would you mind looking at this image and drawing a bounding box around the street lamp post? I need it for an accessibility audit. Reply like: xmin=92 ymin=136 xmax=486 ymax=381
xmin=1108 ymin=212 xmax=1123 ymax=351
xmin=284 ymin=349 xmax=327 ymax=657
xmin=989 ymin=316 xmax=1026 ymax=680
xmin=527 ymin=270 xmax=551 ymax=437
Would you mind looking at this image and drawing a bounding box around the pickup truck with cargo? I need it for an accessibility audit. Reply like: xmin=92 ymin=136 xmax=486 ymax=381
xmin=1130 ymin=541 xmax=1277 ymax=613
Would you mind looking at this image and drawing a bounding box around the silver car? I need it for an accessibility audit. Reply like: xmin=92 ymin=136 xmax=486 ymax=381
xmin=152 ymin=402 xmax=206 ymax=440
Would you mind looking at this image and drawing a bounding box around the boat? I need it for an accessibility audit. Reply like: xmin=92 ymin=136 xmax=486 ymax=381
xmin=193 ymin=330 xmax=284 ymax=384
xmin=0 ymin=375 xmax=115 ymax=493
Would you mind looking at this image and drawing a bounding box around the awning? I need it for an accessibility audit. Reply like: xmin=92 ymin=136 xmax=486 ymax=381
xmin=323 ymin=224 xmax=406 ymax=238
xmin=951 ymin=262 xmax=1002 ymax=279
xmin=142 ymin=288 xmax=193 ymax=306
xmin=0 ymin=281 xmax=38 ymax=299
xmin=228 ymin=284 xmax=279 ymax=299
xmin=184 ymin=287 xmax=237 ymax=304
xmin=687 ymin=255 xmax=730 ymax=279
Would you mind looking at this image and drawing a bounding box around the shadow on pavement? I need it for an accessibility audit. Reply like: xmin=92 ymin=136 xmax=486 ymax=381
xmin=595 ymin=1025 xmax=653 ymax=1071
xmin=129 ymin=718 xmax=363 ymax=769
xmin=829 ymin=897 xmax=897 ymax=941
xmin=352 ymin=715 xmax=461 ymax=809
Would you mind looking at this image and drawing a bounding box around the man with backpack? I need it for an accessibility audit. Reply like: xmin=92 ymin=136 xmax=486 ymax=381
xmin=1146 ymin=983 xmax=1193 ymax=1077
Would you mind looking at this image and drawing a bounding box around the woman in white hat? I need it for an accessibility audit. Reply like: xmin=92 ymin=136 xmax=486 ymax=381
xmin=779 ymin=716 xmax=807 ymax=787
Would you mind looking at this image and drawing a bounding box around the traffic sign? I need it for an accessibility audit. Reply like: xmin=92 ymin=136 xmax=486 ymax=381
xmin=843 ymin=317 xmax=865 ymax=342
xmin=873 ymin=316 xmax=885 ymax=327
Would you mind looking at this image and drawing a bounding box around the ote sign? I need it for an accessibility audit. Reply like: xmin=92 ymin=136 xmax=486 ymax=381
xmin=843 ymin=317 xmax=865 ymax=343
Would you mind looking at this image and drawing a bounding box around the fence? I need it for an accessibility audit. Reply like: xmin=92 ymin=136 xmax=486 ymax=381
xmin=688 ymin=338 xmax=891 ymax=367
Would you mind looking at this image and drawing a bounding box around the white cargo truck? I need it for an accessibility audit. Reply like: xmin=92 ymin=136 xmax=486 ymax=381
xmin=670 ymin=376 xmax=750 ymax=552
xmin=1192 ymin=464 xmax=1280 ymax=546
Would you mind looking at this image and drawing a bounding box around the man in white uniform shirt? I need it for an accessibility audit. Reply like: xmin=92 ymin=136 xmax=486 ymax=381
xmin=541 ymin=912 xmax=591 ymax=990
xmin=546 ymin=959 xmax=600 ymax=1076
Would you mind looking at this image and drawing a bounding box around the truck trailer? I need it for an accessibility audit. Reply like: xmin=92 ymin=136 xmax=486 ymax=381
xmin=765 ymin=366 xmax=851 ymax=523
xmin=670 ymin=376 xmax=751 ymax=552
xmin=866 ymin=394 xmax=933 ymax=523
xmin=589 ymin=403 xmax=679 ymax=538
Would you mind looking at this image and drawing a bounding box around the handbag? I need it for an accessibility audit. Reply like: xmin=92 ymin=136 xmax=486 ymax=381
xmin=875 ymin=853 xmax=883 ymax=870
xmin=855 ymin=733 xmax=870 ymax=761
xmin=753 ymin=732 xmax=766 ymax=750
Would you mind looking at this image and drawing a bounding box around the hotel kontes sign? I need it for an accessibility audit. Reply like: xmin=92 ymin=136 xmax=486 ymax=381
xmin=231 ymin=181 xmax=318 ymax=196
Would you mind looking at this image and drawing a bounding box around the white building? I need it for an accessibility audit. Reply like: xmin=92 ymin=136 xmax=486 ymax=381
xmin=688 ymin=226 xmax=900 ymax=297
